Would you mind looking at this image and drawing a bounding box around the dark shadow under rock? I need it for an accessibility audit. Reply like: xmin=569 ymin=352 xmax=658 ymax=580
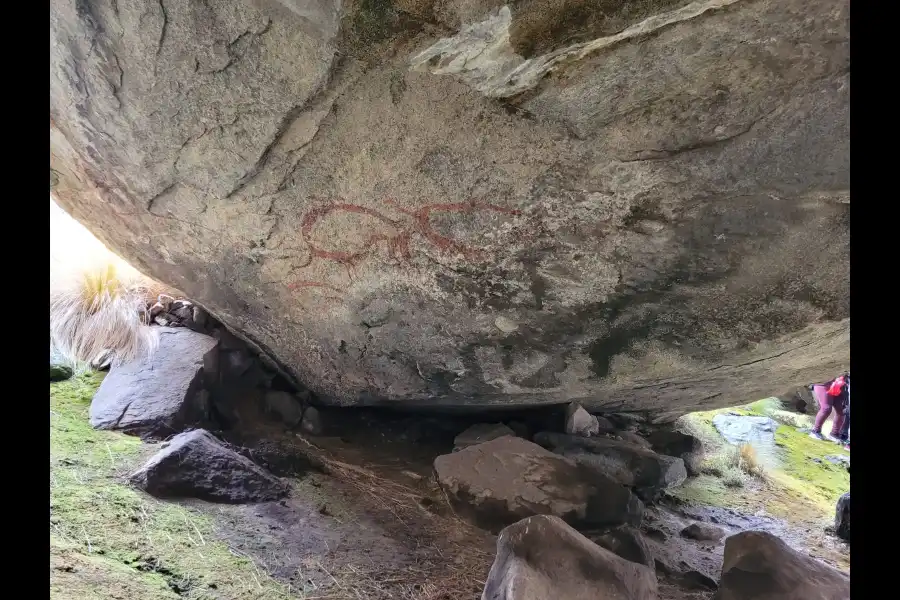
xmin=130 ymin=429 xmax=289 ymax=503
xmin=589 ymin=526 xmax=654 ymax=569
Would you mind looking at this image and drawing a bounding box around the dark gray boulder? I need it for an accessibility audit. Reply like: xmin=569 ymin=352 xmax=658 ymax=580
xmin=130 ymin=429 xmax=288 ymax=503
xmin=646 ymin=429 xmax=704 ymax=476
xmin=534 ymin=431 xmax=687 ymax=500
xmin=89 ymin=329 xmax=217 ymax=438
xmin=482 ymin=515 xmax=658 ymax=600
xmin=263 ymin=390 xmax=305 ymax=427
xmin=834 ymin=492 xmax=849 ymax=541
xmin=716 ymin=531 xmax=849 ymax=600
xmin=50 ymin=363 xmax=74 ymax=382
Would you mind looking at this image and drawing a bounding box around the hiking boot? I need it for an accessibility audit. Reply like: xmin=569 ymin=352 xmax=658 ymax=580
xmin=809 ymin=431 xmax=825 ymax=440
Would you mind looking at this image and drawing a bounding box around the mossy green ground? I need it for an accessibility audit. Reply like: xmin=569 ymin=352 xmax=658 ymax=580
xmin=50 ymin=373 xmax=294 ymax=599
xmin=672 ymin=398 xmax=850 ymax=525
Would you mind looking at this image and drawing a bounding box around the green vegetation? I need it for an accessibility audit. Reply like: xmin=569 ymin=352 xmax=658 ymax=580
xmin=50 ymin=373 xmax=293 ymax=599
xmin=673 ymin=397 xmax=850 ymax=524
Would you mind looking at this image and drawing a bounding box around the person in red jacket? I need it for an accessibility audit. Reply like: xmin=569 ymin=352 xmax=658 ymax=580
xmin=809 ymin=373 xmax=849 ymax=441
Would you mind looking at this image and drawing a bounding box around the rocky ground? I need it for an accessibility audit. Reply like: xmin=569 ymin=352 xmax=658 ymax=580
xmin=50 ymin=359 xmax=849 ymax=599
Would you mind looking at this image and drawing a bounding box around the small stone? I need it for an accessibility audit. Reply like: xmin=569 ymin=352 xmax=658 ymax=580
xmin=192 ymin=305 xmax=208 ymax=329
xmin=264 ymin=390 xmax=305 ymax=427
xmin=157 ymin=294 xmax=175 ymax=309
xmin=834 ymin=492 xmax=849 ymax=541
xmin=565 ymin=402 xmax=600 ymax=437
xmin=680 ymin=522 xmax=727 ymax=543
xmin=50 ymin=363 xmax=74 ymax=382
xmin=494 ymin=316 xmax=519 ymax=333
xmin=300 ymin=406 xmax=323 ymax=435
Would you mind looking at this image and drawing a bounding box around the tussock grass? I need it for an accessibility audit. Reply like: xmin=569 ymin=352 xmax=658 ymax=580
xmin=49 ymin=263 xmax=164 ymax=367
xmin=50 ymin=373 xmax=295 ymax=599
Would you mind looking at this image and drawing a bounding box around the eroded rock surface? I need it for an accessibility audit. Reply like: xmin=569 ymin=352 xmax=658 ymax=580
xmin=50 ymin=0 xmax=849 ymax=416
xmin=433 ymin=435 xmax=643 ymax=530
xmin=482 ymin=514 xmax=658 ymax=600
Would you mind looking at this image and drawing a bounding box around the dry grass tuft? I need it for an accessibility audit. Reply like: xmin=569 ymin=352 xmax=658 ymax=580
xmin=50 ymin=263 xmax=165 ymax=366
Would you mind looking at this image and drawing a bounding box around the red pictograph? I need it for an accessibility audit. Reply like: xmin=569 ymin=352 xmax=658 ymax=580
xmin=288 ymin=198 xmax=522 ymax=303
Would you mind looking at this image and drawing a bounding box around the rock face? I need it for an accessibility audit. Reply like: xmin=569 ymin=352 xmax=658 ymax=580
xmin=89 ymin=329 xmax=218 ymax=438
xmin=534 ymin=431 xmax=687 ymax=499
xmin=716 ymin=531 xmax=849 ymax=600
xmin=482 ymin=514 xmax=658 ymax=600
xmin=834 ymin=492 xmax=849 ymax=541
xmin=130 ymin=429 xmax=289 ymax=503
xmin=454 ymin=423 xmax=516 ymax=449
xmin=433 ymin=435 xmax=643 ymax=531
xmin=50 ymin=0 xmax=849 ymax=417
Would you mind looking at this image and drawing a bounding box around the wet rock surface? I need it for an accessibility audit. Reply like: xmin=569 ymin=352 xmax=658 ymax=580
xmin=51 ymin=0 xmax=849 ymax=416
xmin=89 ymin=329 xmax=218 ymax=438
xmin=433 ymin=435 xmax=644 ymax=531
xmin=130 ymin=429 xmax=289 ymax=503
xmin=482 ymin=515 xmax=658 ymax=600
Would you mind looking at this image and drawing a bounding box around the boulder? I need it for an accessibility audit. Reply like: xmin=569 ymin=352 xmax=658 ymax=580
xmin=50 ymin=363 xmax=74 ymax=382
xmin=454 ymin=423 xmax=516 ymax=450
xmin=681 ymin=522 xmax=726 ymax=543
xmin=263 ymin=390 xmax=305 ymax=427
xmin=564 ymin=402 xmax=600 ymax=437
xmin=615 ymin=431 xmax=653 ymax=449
xmin=50 ymin=0 xmax=849 ymax=418
xmin=679 ymin=570 xmax=718 ymax=591
xmin=646 ymin=430 xmax=704 ymax=476
xmin=482 ymin=515 xmax=658 ymax=600
xmin=834 ymin=492 xmax=849 ymax=541
xmin=300 ymin=406 xmax=323 ymax=435
xmin=433 ymin=436 xmax=643 ymax=531
xmin=712 ymin=415 xmax=778 ymax=446
xmin=89 ymin=329 xmax=218 ymax=438
xmin=533 ymin=432 xmax=687 ymax=499
xmin=130 ymin=429 xmax=288 ymax=503
xmin=590 ymin=526 xmax=654 ymax=568
xmin=716 ymin=531 xmax=849 ymax=600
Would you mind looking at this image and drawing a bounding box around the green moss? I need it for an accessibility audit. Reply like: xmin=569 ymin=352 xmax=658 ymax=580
xmin=50 ymin=373 xmax=293 ymax=599
xmin=672 ymin=398 xmax=849 ymax=525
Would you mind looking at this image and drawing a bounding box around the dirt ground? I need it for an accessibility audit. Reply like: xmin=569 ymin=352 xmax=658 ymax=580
xmin=51 ymin=376 xmax=849 ymax=600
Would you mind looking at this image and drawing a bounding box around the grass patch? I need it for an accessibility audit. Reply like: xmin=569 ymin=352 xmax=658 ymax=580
xmin=50 ymin=373 xmax=295 ymax=599
xmin=671 ymin=397 xmax=849 ymax=524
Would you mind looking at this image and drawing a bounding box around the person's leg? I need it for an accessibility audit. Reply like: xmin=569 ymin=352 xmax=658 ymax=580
xmin=829 ymin=396 xmax=846 ymax=439
xmin=811 ymin=385 xmax=832 ymax=438
xmin=838 ymin=406 xmax=850 ymax=441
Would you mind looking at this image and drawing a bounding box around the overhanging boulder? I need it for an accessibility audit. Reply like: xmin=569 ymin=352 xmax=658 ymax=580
xmin=50 ymin=0 xmax=849 ymax=417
